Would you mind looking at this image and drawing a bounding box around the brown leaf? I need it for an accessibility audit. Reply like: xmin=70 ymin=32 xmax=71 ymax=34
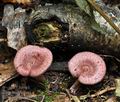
xmin=53 ymin=93 xmax=70 ymax=102
xmin=0 ymin=62 xmax=18 ymax=87
xmin=105 ymin=97 xmax=116 ymax=102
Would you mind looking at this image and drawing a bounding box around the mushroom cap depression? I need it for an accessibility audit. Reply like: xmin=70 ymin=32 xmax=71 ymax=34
xmin=68 ymin=52 xmax=106 ymax=85
xmin=14 ymin=45 xmax=53 ymax=77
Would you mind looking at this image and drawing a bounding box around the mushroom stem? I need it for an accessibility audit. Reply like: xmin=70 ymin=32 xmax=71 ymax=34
xmin=70 ymin=80 xmax=81 ymax=94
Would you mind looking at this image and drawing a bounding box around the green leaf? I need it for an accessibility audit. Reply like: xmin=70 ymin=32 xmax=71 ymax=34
xmin=75 ymin=0 xmax=91 ymax=16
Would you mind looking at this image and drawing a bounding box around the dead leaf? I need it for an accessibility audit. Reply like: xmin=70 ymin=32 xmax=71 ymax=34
xmin=53 ymin=93 xmax=70 ymax=102
xmin=105 ymin=97 xmax=116 ymax=102
xmin=0 ymin=62 xmax=18 ymax=87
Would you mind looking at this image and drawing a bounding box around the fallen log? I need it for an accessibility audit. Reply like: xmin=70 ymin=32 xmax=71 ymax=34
xmin=25 ymin=4 xmax=120 ymax=59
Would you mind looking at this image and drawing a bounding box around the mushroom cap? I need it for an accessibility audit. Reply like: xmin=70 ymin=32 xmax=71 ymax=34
xmin=14 ymin=45 xmax=53 ymax=77
xmin=68 ymin=52 xmax=106 ymax=85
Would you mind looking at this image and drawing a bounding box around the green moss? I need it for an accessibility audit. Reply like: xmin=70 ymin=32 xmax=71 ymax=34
xmin=35 ymin=79 xmax=60 ymax=102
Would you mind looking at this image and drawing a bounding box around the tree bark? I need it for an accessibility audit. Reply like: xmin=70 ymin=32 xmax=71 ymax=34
xmin=26 ymin=4 xmax=120 ymax=59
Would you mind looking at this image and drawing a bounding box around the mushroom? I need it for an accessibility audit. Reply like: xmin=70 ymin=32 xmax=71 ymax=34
xmin=68 ymin=51 xmax=106 ymax=94
xmin=14 ymin=45 xmax=53 ymax=77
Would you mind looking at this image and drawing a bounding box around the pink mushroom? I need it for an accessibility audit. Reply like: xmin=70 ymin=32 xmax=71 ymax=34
xmin=14 ymin=45 xmax=53 ymax=77
xmin=68 ymin=52 xmax=106 ymax=85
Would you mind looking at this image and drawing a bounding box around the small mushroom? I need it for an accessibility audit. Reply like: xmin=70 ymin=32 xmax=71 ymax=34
xmin=14 ymin=45 xmax=53 ymax=77
xmin=68 ymin=52 xmax=106 ymax=94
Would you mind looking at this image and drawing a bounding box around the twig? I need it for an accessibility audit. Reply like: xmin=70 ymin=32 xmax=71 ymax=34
xmin=90 ymin=86 xmax=115 ymax=98
xmin=87 ymin=0 xmax=120 ymax=35
xmin=65 ymin=89 xmax=72 ymax=102
xmin=66 ymin=89 xmax=80 ymax=102
xmin=90 ymin=87 xmax=116 ymax=98
xmin=18 ymin=97 xmax=37 ymax=102
xmin=41 ymin=95 xmax=45 ymax=102
xmin=80 ymin=86 xmax=115 ymax=100
xmin=0 ymin=38 xmax=7 ymax=42
xmin=51 ymin=77 xmax=59 ymax=84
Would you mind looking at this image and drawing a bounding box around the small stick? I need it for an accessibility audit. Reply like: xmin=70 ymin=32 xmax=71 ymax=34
xmin=65 ymin=89 xmax=72 ymax=102
xmin=80 ymin=86 xmax=116 ymax=100
xmin=90 ymin=86 xmax=115 ymax=98
xmin=40 ymin=95 xmax=45 ymax=102
xmin=0 ymin=38 xmax=7 ymax=42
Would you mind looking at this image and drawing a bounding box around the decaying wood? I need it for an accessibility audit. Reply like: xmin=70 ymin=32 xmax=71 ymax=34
xmin=2 ymin=5 xmax=27 ymax=50
xmin=26 ymin=4 xmax=120 ymax=59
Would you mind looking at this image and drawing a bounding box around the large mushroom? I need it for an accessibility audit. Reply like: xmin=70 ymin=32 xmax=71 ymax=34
xmin=68 ymin=52 xmax=106 ymax=94
xmin=14 ymin=45 xmax=53 ymax=77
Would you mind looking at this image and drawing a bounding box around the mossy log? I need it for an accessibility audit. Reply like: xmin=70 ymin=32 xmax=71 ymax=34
xmin=26 ymin=4 xmax=120 ymax=59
